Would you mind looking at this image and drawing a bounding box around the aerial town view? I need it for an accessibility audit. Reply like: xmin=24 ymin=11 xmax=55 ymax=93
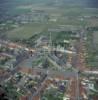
xmin=0 ymin=0 xmax=98 ymax=100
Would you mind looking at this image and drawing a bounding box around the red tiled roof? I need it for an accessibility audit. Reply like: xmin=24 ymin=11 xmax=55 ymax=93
xmin=20 ymin=96 xmax=28 ymax=100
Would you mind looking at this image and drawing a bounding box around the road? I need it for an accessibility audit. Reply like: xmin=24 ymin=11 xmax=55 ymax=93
xmin=70 ymin=31 xmax=88 ymax=100
xmin=31 ymin=76 xmax=48 ymax=100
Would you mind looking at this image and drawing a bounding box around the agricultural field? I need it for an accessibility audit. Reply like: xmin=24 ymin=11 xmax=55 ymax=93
xmin=2 ymin=4 xmax=98 ymax=41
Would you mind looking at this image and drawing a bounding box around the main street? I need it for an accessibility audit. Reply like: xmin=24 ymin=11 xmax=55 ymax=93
xmin=69 ymin=31 xmax=89 ymax=100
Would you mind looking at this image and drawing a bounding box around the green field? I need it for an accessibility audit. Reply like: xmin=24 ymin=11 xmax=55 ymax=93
xmin=4 ymin=5 xmax=98 ymax=41
xmin=6 ymin=23 xmax=46 ymax=40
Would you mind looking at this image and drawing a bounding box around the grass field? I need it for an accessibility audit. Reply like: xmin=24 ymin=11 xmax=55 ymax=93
xmin=5 ymin=20 xmax=81 ymax=40
xmin=6 ymin=23 xmax=46 ymax=40
xmin=57 ymin=17 xmax=87 ymax=26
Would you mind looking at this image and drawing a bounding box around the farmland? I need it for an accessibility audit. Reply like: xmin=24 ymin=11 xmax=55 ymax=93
xmin=1 ymin=4 xmax=98 ymax=41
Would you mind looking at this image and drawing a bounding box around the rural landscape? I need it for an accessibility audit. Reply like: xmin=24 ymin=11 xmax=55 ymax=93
xmin=0 ymin=0 xmax=98 ymax=100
